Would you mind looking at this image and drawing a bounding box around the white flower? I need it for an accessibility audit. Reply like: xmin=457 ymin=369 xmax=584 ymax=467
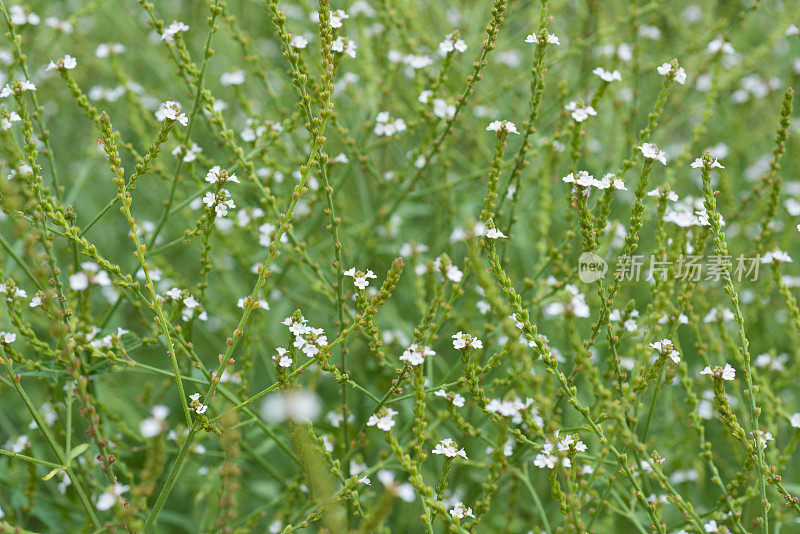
xmin=161 ymin=21 xmax=189 ymax=42
xmin=261 ymin=391 xmax=322 ymax=423
xmin=704 ymin=519 xmax=718 ymax=532
xmin=45 ymin=54 xmax=77 ymax=72
xmin=657 ymin=62 xmax=687 ymax=84
xmin=432 ymin=98 xmax=456 ymax=119
xmin=449 ymin=501 xmax=475 ymax=519
xmin=562 ymin=170 xmax=601 ymax=188
xmin=202 ymin=189 xmax=236 ymax=217
xmin=344 ymin=267 xmax=377 ymax=290
xmin=156 ymin=101 xmax=189 ymax=126
xmin=525 ymin=31 xmax=560 ymax=45
xmin=1 ymin=111 xmax=21 ymax=130
xmin=452 ymin=331 xmax=483 ymax=350
xmin=444 ymin=264 xmax=463 ymax=283
xmin=140 ymin=405 xmax=170 ymax=438
xmin=564 ymin=101 xmax=597 ymax=122
xmin=789 ymin=413 xmax=800 ymax=428
xmin=432 ymin=438 xmax=468 ymax=459
xmin=204 ymin=165 xmax=238 ymax=184
xmin=761 ymin=249 xmax=792 ymax=264
xmin=0 ymin=80 xmax=36 ymax=98
xmin=237 ymin=297 xmax=269 ymax=310
xmin=486 ymin=120 xmax=519 ymax=134
xmin=649 ymin=339 xmax=680 ymax=364
xmin=172 ymin=143 xmax=202 ymax=163
xmin=400 ymin=343 xmax=435 ymax=366
xmin=708 ymin=37 xmax=735 ymax=55
xmin=700 ymin=363 xmax=736 ymax=381
xmin=592 ymin=67 xmax=622 ymax=82
xmin=332 ymin=36 xmax=357 ymax=58
xmin=95 ymin=43 xmax=125 ymax=58
xmin=478 ymin=227 xmax=507 ymax=240
xmin=374 ymin=111 xmax=407 ymax=136
xmin=690 ymin=157 xmax=725 ymax=169
xmin=439 ymin=33 xmax=467 ymax=54
xmin=639 ymin=142 xmax=667 ymax=165
xmin=291 ymin=35 xmax=309 ymax=49
xmin=220 ymin=70 xmax=246 ymax=86
xmin=95 ymin=482 xmax=129 ymax=511
xmin=0 ymin=331 xmax=16 ymax=344
xmin=328 ymin=9 xmax=349 ymax=29
xmin=366 ymin=407 xmax=398 ymax=431
xmin=755 ymin=429 xmax=774 ymax=449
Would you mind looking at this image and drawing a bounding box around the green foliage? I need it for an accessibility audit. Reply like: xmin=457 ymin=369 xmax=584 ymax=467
xmin=1 ymin=0 xmax=800 ymax=532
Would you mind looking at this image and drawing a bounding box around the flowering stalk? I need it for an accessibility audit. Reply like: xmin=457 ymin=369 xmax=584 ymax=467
xmin=700 ymin=150 xmax=769 ymax=532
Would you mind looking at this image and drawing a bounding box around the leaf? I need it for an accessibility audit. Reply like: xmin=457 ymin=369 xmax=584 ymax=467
xmin=42 ymin=467 xmax=65 ymax=481
xmin=68 ymin=443 xmax=90 ymax=461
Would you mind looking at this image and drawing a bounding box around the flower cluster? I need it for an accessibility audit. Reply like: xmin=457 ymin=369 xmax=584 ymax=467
xmin=432 ymin=438 xmax=468 ymax=459
xmin=283 ymin=315 xmax=328 ymax=358
xmin=451 ymin=331 xmax=483 ymax=350
xmin=399 ymin=343 xmax=435 ymax=366
xmin=486 ymin=120 xmax=519 ymax=134
xmin=344 ymin=267 xmax=377 ymax=290
xmin=562 ymin=171 xmax=626 ymax=190
xmin=366 ymin=407 xmax=398 ymax=431
xmin=374 ymin=111 xmax=407 ymax=136
xmin=156 ymin=101 xmax=189 ymax=125
xmin=650 ymin=339 xmax=681 ymax=364
xmin=700 ymin=363 xmax=736 ymax=381
xmin=656 ymin=62 xmax=687 ymax=84
xmin=202 ymin=189 xmax=236 ymax=217
xmin=188 ymin=393 xmax=208 ymax=415
xmin=564 ymin=101 xmax=597 ymax=122
xmin=534 ymin=432 xmax=587 ymax=469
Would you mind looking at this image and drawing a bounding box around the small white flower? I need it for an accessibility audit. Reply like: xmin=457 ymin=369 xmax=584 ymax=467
xmin=399 ymin=343 xmax=435 ymax=366
xmin=432 ymin=438 xmax=468 ymax=459
xmin=564 ymin=101 xmax=597 ymax=122
xmin=161 ymin=21 xmax=189 ymax=42
xmin=690 ymin=157 xmax=725 ymax=169
xmin=486 ymin=120 xmax=519 ymax=134
xmin=649 ymin=339 xmax=680 ymax=364
xmin=140 ymin=405 xmax=170 ymax=438
xmin=761 ymin=249 xmax=792 ymax=264
xmin=525 ymin=31 xmax=560 ymax=45
xmin=449 ymin=501 xmax=475 ymax=519
xmin=45 ymin=54 xmax=77 ymax=72
xmin=1 ymin=111 xmax=21 ymax=130
xmin=0 ymin=331 xmax=16 ymax=344
xmin=0 ymin=79 xmax=36 ymax=98
xmin=95 ymin=43 xmax=126 ymax=58
xmin=789 ymin=413 xmax=800 ymax=428
xmin=700 ymin=363 xmax=736 ymax=381
xmin=478 ymin=226 xmax=507 ymax=239
xmin=452 ymin=331 xmax=483 ymax=350
xmin=331 ymin=36 xmax=357 ymax=58
xmin=290 ymin=35 xmax=309 ymax=49
xmin=328 ymin=9 xmax=349 ymax=29
xmin=592 ymin=67 xmax=622 ymax=82
xmin=639 ymin=142 xmax=667 ymax=165
xmin=220 ymin=70 xmax=246 ymax=86
xmin=156 ymin=101 xmax=189 ymax=126
xmin=344 ymin=267 xmax=378 ymax=290
xmin=439 ymin=32 xmax=467 ymax=55
xmin=95 ymin=482 xmax=129 ymax=511
xmin=366 ymin=407 xmax=398 ymax=431
xmin=657 ymin=62 xmax=687 ymax=84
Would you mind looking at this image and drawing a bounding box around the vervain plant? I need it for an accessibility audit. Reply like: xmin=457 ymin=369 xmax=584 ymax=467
xmin=1 ymin=1 xmax=800 ymax=532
